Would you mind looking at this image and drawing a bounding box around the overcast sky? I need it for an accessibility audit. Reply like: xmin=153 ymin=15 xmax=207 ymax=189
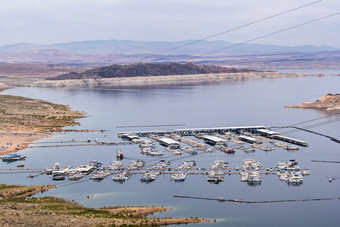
xmin=1 ymin=0 xmax=339 ymax=48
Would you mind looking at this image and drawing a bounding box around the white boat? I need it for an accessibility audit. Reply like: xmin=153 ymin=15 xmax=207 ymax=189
xmin=212 ymin=160 xmax=228 ymax=170
xmin=75 ymin=164 xmax=95 ymax=173
xmin=302 ymin=170 xmax=311 ymax=176
xmin=141 ymin=171 xmax=159 ymax=182
xmin=141 ymin=147 xmax=152 ymax=154
xmin=172 ymin=150 xmax=182 ymax=155
xmin=278 ymin=171 xmax=290 ymax=181
xmin=247 ymin=171 xmax=261 ymax=182
xmin=240 ymin=171 xmax=249 ymax=182
xmin=90 ymin=171 xmax=110 ymax=181
xmin=116 ymin=149 xmax=124 ymax=159
xmin=207 ymin=171 xmax=225 ymax=183
xmin=107 ymin=161 xmax=123 ymax=170
xmin=171 ymin=172 xmax=187 ymax=182
xmin=289 ymin=171 xmax=303 ymax=183
xmin=178 ymin=160 xmax=196 ymax=169
xmin=112 ymin=172 xmax=130 ymax=182
xmin=148 ymin=150 xmax=164 ymax=156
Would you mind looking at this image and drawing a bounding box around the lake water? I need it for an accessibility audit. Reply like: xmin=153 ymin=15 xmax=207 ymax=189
xmin=1 ymin=74 xmax=340 ymax=226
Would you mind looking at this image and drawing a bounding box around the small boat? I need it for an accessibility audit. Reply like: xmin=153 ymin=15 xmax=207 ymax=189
xmin=107 ymin=161 xmax=123 ymax=170
xmin=148 ymin=150 xmax=163 ymax=156
xmin=52 ymin=174 xmax=65 ymax=181
xmin=116 ymin=149 xmax=124 ymax=159
xmin=141 ymin=171 xmax=159 ymax=182
xmin=171 ymin=172 xmax=187 ymax=182
xmin=288 ymin=171 xmax=303 ymax=183
xmin=128 ymin=160 xmax=145 ymax=170
xmin=68 ymin=173 xmax=85 ymax=181
xmin=112 ymin=171 xmax=131 ymax=182
xmin=207 ymin=171 xmax=225 ymax=183
xmin=17 ymin=162 xmax=25 ymax=167
xmin=172 ymin=150 xmax=182 ymax=155
xmin=247 ymin=171 xmax=262 ymax=182
xmin=223 ymin=148 xmax=236 ymax=154
xmin=90 ymin=171 xmax=110 ymax=181
xmin=89 ymin=160 xmax=102 ymax=168
xmin=240 ymin=171 xmax=249 ymax=182
xmin=178 ymin=160 xmax=196 ymax=169
xmin=212 ymin=160 xmax=228 ymax=170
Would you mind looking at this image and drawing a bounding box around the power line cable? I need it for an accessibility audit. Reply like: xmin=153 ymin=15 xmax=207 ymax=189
xmin=273 ymin=113 xmax=340 ymax=130
xmin=134 ymin=0 xmax=323 ymax=63
xmin=200 ymin=12 xmax=340 ymax=57
xmin=279 ymin=117 xmax=340 ymax=136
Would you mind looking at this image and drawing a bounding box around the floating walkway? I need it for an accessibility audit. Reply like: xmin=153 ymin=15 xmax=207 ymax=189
xmin=174 ymin=195 xmax=340 ymax=204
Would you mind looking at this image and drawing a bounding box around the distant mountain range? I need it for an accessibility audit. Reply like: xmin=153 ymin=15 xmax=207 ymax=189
xmin=0 ymin=39 xmax=339 ymax=69
xmin=0 ymin=39 xmax=337 ymax=55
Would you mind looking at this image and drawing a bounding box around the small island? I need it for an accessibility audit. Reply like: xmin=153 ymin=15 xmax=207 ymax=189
xmin=285 ymin=93 xmax=340 ymax=111
xmin=32 ymin=62 xmax=312 ymax=88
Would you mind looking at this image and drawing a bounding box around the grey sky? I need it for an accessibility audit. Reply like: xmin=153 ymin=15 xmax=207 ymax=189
xmin=1 ymin=0 xmax=339 ymax=47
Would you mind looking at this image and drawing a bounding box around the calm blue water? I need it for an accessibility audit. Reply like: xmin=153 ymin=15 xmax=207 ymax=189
xmin=1 ymin=75 xmax=340 ymax=226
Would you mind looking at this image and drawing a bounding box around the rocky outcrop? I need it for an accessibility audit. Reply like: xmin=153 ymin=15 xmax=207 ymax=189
xmin=285 ymin=93 xmax=340 ymax=111
xmin=0 ymin=82 xmax=9 ymax=90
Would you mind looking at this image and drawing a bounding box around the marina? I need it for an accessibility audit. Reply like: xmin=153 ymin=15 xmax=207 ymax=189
xmin=1 ymin=75 xmax=339 ymax=226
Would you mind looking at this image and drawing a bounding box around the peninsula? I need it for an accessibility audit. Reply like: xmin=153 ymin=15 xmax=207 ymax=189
xmin=0 ymin=184 xmax=208 ymax=226
xmin=285 ymin=93 xmax=340 ymax=111
xmin=0 ymin=94 xmax=84 ymax=155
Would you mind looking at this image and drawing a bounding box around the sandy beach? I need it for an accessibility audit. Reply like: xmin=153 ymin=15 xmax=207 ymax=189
xmin=0 ymin=131 xmax=52 ymax=156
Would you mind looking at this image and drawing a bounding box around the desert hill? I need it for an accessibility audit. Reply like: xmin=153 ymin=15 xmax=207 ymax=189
xmin=47 ymin=62 xmax=255 ymax=80
xmin=285 ymin=93 xmax=340 ymax=111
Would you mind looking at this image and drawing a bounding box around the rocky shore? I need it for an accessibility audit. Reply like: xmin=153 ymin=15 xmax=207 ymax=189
xmin=32 ymin=71 xmax=313 ymax=88
xmin=285 ymin=93 xmax=340 ymax=111
xmin=0 ymin=82 xmax=9 ymax=90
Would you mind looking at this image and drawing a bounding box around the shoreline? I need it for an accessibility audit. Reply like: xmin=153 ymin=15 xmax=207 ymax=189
xmin=0 ymin=94 xmax=84 ymax=157
xmin=0 ymin=184 xmax=209 ymax=226
xmin=32 ymin=71 xmax=318 ymax=88
xmin=0 ymin=131 xmax=52 ymax=156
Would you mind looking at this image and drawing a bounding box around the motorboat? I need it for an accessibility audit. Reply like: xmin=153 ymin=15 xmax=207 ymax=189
xmin=289 ymin=171 xmax=303 ymax=183
xmin=207 ymin=171 xmax=225 ymax=183
xmin=171 ymin=172 xmax=187 ymax=182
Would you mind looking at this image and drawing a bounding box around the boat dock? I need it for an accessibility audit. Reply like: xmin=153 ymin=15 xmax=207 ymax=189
xmin=119 ymin=125 xmax=308 ymax=147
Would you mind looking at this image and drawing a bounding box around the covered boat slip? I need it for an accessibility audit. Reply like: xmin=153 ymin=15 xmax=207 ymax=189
xmin=118 ymin=126 xmax=268 ymax=137
xmin=202 ymin=135 xmax=228 ymax=146
xmin=157 ymin=137 xmax=180 ymax=149
xmin=257 ymin=129 xmax=308 ymax=146
xmin=118 ymin=125 xmax=308 ymax=147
